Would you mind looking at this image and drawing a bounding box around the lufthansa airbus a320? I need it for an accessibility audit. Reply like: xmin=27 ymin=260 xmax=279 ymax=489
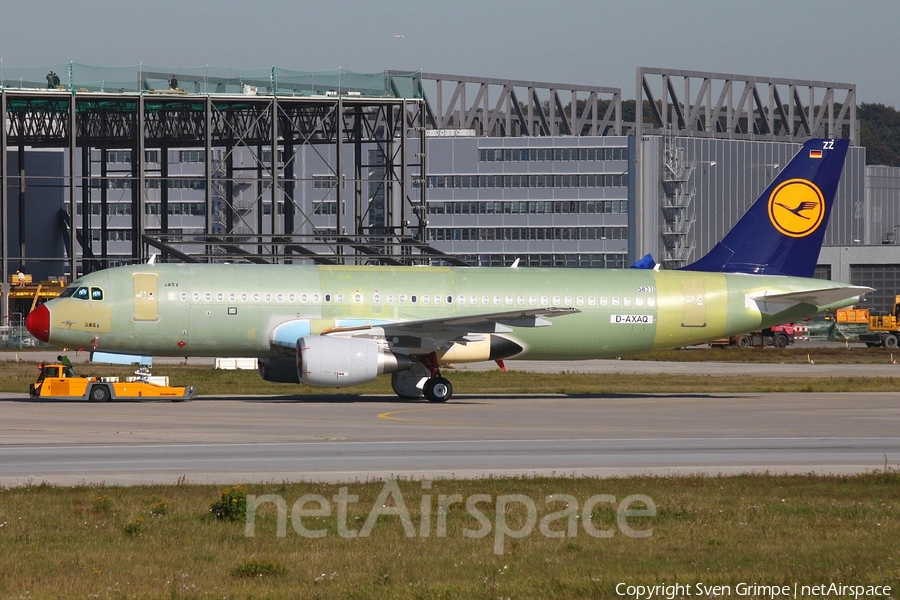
xmin=27 ymin=139 xmax=870 ymax=402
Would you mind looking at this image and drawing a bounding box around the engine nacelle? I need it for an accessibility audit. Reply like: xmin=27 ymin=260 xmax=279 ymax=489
xmin=298 ymin=336 xmax=413 ymax=387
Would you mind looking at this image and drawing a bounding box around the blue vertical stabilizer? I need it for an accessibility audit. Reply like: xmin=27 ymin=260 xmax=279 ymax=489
xmin=682 ymin=138 xmax=849 ymax=277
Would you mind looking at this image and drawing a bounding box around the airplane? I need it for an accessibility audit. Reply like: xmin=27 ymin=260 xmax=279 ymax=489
xmin=25 ymin=138 xmax=871 ymax=403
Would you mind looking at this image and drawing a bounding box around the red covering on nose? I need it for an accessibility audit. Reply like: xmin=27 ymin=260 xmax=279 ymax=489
xmin=25 ymin=304 xmax=50 ymax=343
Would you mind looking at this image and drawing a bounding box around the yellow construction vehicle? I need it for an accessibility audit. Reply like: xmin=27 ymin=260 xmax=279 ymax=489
xmin=859 ymin=295 xmax=900 ymax=348
xmin=29 ymin=362 xmax=195 ymax=401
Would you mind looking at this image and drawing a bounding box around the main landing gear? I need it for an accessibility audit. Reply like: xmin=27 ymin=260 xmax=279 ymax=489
xmin=390 ymin=352 xmax=453 ymax=403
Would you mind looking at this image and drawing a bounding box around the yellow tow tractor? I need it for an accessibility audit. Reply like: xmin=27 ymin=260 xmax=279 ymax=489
xmin=29 ymin=362 xmax=195 ymax=402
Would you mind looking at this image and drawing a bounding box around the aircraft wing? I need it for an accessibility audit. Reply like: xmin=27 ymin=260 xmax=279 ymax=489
xmin=748 ymin=286 xmax=873 ymax=314
xmin=381 ymin=306 xmax=580 ymax=334
xmin=319 ymin=307 xmax=580 ymax=353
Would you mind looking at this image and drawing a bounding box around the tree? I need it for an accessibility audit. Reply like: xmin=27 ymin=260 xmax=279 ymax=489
xmin=859 ymin=103 xmax=900 ymax=167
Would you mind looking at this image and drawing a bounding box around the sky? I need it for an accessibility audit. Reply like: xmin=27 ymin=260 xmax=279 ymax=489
xmin=2 ymin=0 xmax=899 ymax=108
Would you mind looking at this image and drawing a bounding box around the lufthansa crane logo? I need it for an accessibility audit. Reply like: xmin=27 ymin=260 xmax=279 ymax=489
xmin=767 ymin=178 xmax=826 ymax=238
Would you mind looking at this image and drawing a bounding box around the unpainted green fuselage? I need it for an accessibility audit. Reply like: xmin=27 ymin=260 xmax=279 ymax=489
xmin=40 ymin=263 xmax=857 ymax=362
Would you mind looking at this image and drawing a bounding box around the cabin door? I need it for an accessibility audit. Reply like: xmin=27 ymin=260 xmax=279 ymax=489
xmin=682 ymin=281 xmax=707 ymax=328
xmin=133 ymin=273 xmax=159 ymax=322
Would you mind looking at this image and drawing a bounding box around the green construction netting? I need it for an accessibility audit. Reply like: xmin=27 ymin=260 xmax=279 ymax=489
xmin=0 ymin=63 xmax=422 ymax=99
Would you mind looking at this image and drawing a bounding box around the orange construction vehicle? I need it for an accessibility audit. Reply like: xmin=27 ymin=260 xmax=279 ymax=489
xmin=859 ymin=295 xmax=900 ymax=348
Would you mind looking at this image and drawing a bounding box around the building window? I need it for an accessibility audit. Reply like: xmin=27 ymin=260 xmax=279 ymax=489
xmin=312 ymin=175 xmax=339 ymax=190
xmin=178 ymin=150 xmax=205 ymax=163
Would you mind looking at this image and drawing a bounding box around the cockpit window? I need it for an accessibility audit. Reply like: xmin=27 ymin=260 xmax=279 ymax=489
xmin=91 ymin=287 xmax=104 ymax=301
xmin=60 ymin=287 xmax=76 ymax=298
xmin=73 ymin=287 xmax=89 ymax=300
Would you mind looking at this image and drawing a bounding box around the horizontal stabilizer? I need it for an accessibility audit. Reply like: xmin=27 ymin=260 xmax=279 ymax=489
xmin=747 ymin=286 xmax=873 ymax=314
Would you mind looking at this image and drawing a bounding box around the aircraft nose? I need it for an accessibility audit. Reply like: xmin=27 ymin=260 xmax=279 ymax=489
xmin=25 ymin=304 xmax=50 ymax=343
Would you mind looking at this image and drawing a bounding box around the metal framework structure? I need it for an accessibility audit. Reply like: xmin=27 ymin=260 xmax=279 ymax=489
xmin=1 ymin=89 xmax=429 ymax=290
xmin=637 ymin=67 xmax=857 ymax=142
xmin=396 ymin=72 xmax=623 ymax=137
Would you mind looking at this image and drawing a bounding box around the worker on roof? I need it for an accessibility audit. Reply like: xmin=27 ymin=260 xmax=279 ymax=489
xmin=58 ymin=355 xmax=75 ymax=377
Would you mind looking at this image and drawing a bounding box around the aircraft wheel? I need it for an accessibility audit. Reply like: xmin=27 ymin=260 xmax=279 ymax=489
xmin=884 ymin=334 xmax=898 ymax=348
xmin=737 ymin=335 xmax=751 ymax=349
xmin=424 ymin=377 xmax=453 ymax=403
xmin=89 ymin=385 xmax=111 ymax=403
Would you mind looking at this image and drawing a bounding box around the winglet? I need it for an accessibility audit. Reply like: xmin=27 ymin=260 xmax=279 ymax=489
xmin=683 ymin=138 xmax=850 ymax=278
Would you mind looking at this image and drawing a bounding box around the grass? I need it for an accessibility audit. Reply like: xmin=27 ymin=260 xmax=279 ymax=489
xmin=0 ymin=473 xmax=897 ymax=598
xmin=4 ymin=349 xmax=900 ymax=396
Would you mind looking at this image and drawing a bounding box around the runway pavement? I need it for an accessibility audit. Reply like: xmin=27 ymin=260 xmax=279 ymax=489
xmin=1 ymin=391 xmax=898 ymax=486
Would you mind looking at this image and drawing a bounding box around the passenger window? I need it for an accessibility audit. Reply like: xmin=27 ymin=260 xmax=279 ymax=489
xmin=90 ymin=287 xmax=104 ymax=301
xmin=411 ymin=295 xmax=417 ymax=303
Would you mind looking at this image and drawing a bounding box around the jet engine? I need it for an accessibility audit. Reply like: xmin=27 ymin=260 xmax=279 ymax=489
xmin=298 ymin=336 xmax=413 ymax=387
